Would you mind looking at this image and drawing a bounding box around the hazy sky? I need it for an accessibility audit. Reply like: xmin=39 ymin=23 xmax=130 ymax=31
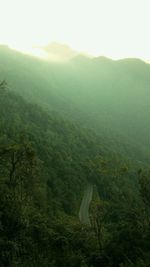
xmin=0 ymin=0 xmax=150 ymax=60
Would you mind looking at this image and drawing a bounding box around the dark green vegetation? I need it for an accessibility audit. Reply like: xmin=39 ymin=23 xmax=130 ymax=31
xmin=0 ymin=46 xmax=150 ymax=266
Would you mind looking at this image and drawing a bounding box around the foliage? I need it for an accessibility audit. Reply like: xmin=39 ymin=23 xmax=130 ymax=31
xmin=0 ymin=81 xmax=149 ymax=266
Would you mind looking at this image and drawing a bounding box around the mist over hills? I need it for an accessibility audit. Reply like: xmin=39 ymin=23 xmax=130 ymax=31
xmin=0 ymin=45 xmax=150 ymax=165
xmin=36 ymin=42 xmax=78 ymax=61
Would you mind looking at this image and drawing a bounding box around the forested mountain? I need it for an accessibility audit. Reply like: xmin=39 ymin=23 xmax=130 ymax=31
xmin=0 ymin=46 xmax=150 ymax=266
xmin=1 ymin=45 xmax=150 ymax=165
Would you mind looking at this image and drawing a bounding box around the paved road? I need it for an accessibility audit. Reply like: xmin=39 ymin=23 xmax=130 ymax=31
xmin=79 ymin=184 xmax=93 ymax=226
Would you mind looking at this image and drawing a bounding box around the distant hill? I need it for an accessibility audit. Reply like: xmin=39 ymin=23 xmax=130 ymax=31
xmin=36 ymin=42 xmax=78 ymax=61
xmin=0 ymin=45 xmax=150 ymax=165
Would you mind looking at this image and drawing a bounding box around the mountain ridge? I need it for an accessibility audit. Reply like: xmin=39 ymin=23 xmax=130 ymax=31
xmin=0 ymin=45 xmax=150 ymax=165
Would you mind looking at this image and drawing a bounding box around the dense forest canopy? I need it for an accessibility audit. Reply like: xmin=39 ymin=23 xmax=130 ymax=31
xmin=0 ymin=46 xmax=150 ymax=266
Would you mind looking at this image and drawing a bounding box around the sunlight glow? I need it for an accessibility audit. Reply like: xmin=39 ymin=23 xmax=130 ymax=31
xmin=0 ymin=0 xmax=150 ymax=60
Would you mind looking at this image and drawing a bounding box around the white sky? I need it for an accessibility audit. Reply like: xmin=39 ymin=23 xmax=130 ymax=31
xmin=0 ymin=0 xmax=150 ymax=60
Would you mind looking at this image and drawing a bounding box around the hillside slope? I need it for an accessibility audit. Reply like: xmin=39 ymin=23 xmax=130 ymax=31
xmin=0 ymin=45 xmax=150 ymax=165
xmin=0 ymin=75 xmax=149 ymax=267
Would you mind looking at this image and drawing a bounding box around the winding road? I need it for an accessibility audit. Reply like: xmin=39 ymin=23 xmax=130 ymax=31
xmin=79 ymin=184 xmax=93 ymax=226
